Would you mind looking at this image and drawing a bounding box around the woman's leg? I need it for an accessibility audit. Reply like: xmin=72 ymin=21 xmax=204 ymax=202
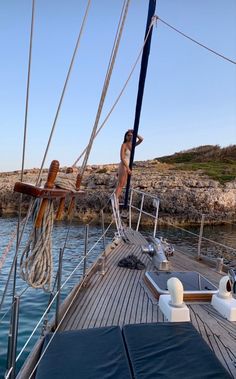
xmin=115 ymin=164 xmax=127 ymax=200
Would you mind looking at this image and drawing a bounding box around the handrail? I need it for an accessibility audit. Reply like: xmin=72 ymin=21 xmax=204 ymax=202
xmin=24 ymin=221 xmax=114 ymax=379
xmin=128 ymin=188 xmax=160 ymax=237
xmin=130 ymin=188 xmax=159 ymax=199
xmin=4 ymin=214 xmax=114 ymax=378
xmin=0 ymin=286 xmax=29 ymax=324
xmin=159 ymin=217 xmax=236 ymax=271
xmin=2 ymin=194 xmax=116 ymax=379
xmin=13 ymin=219 xmax=114 ymax=367
xmin=4 ymin=189 xmax=236 ymax=377
xmin=165 ymin=221 xmax=236 ymax=252
xmin=131 ymin=205 xmax=158 ymax=219
xmin=128 ymin=189 xmax=235 ymax=263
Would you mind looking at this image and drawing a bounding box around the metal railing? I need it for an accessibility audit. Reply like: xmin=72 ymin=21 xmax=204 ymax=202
xmin=128 ymin=188 xmax=160 ymax=237
xmin=3 ymin=212 xmax=115 ymax=379
xmin=162 ymin=214 xmax=236 ymax=272
xmin=2 ymin=191 xmax=236 ymax=378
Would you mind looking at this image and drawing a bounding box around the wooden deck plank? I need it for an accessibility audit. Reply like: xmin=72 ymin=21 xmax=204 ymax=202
xmin=171 ymin=249 xmax=224 ymax=286
xmin=103 ymin=261 xmax=136 ymax=326
xmin=77 ymin=244 xmax=126 ymax=329
xmin=117 ymin=269 xmax=141 ymax=325
xmin=59 ymin=229 xmax=236 ymax=377
xmin=62 ymin=242 xmax=127 ymax=330
xmin=140 ymin=291 xmax=149 ymax=324
xmin=112 ymin=248 xmax=142 ymax=326
xmin=94 ymin=245 xmax=139 ymax=327
xmin=189 ymin=304 xmax=236 ymax=377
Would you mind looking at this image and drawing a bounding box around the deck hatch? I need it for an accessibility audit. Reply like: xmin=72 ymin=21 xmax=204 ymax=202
xmin=144 ymin=271 xmax=218 ymax=301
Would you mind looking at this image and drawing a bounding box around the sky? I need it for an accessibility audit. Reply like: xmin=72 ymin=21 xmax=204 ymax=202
xmin=0 ymin=0 xmax=235 ymax=172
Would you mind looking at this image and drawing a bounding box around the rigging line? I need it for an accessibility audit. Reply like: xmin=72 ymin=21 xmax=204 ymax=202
xmin=205 ymin=216 xmax=236 ymax=227
xmin=21 ymin=0 xmax=35 ymax=182
xmin=25 ymin=281 xmax=84 ymax=379
xmin=11 ymin=0 xmax=36 ymax=306
xmin=0 ymin=229 xmax=17 ymax=271
xmin=72 ymin=16 xmax=157 ymax=168
xmin=15 ymin=220 xmax=115 ymax=371
xmin=166 ymin=221 xmax=236 ymax=252
xmin=21 ymin=227 xmax=116 ymax=379
xmin=79 ymin=0 xmax=131 ymax=177
xmin=157 ymin=16 xmax=236 ymax=65
xmin=39 ymin=210 xmax=74 ymax=299
xmin=0 ymin=198 xmax=36 ymax=313
xmin=104 ymin=0 xmax=128 ymax=88
xmin=35 ymin=0 xmax=91 ymax=186
xmin=0 ymin=286 xmax=29 ymax=324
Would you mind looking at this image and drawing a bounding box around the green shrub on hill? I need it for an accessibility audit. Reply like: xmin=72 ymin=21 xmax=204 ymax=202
xmin=156 ymin=145 xmax=236 ymax=183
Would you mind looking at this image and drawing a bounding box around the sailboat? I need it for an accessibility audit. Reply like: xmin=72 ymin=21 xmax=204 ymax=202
xmin=1 ymin=0 xmax=236 ymax=378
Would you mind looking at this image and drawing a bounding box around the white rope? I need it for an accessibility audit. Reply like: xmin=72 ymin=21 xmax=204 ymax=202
xmin=15 ymin=0 xmax=91 ymax=294
xmin=72 ymin=16 xmax=157 ymax=167
xmin=0 ymin=198 xmax=37 ymax=313
xmin=157 ymin=16 xmax=236 ymax=65
xmin=78 ymin=0 xmax=131 ymax=178
xmin=19 ymin=200 xmax=54 ymax=291
xmin=35 ymin=0 xmax=91 ymax=186
xmin=15 ymin=220 xmax=114 ymax=373
xmin=55 ymin=172 xmax=77 ymax=192
xmin=111 ymin=194 xmax=124 ymax=237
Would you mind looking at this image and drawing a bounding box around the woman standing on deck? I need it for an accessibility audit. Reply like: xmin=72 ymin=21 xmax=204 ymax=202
xmin=115 ymin=129 xmax=143 ymax=201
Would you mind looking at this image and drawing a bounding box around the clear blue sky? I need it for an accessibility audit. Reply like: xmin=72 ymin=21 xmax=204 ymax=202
xmin=0 ymin=0 xmax=235 ymax=172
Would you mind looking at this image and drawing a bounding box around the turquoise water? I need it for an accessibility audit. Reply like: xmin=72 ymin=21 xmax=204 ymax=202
xmin=0 ymin=217 xmax=236 ymax=377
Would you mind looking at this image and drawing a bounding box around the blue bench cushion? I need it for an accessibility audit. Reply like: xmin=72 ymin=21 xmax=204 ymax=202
xmin=123 ymin=322 xmax=231 ymax=379
xmin=35 ymin=326 xmax=132 ymax=379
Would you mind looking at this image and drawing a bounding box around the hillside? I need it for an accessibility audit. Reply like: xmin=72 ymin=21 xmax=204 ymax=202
xmin=156 ymin=145 xmax=236 ymax=183
xmin=0 ymin=160 xmax=236 ymax=225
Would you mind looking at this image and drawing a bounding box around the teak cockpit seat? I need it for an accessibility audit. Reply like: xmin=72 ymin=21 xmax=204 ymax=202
xmin=35 ymin=323 xmax=230 ymax=379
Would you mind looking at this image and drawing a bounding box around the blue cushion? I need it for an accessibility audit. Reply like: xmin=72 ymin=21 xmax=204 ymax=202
xmin=123 ymin=322 xmax=231 ymax=379
xmin=36 ymin=326 xmax=132 ymax=379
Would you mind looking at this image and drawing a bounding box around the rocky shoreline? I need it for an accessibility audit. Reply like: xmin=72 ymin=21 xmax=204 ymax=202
xmin=0 ymin=160 xmax=236 ymax=225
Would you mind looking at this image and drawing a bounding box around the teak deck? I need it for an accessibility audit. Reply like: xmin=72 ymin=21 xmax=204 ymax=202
xmin=59 ymin=228 xmax=236 ymax=378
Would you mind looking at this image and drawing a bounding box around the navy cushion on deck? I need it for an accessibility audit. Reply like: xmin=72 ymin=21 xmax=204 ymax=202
xmin=35 ymin=326 xmax=132 ymax=379
xmin=123 ymin=322 xmax=231 ymax=379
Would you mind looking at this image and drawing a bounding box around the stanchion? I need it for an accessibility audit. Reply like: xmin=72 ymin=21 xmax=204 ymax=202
xmin=197 ymin=214 xmax=205 ymax=260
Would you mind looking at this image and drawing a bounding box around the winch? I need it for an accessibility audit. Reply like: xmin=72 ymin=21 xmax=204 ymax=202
xmin=141 ymin=236 xmax=174 ymax=270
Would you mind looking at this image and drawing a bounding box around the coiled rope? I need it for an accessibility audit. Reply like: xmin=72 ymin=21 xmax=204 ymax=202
xmin=17 ymin=1 xmax=91 ymax=291
xmin=17 ymin=1 xmax=130 ymax=292
xmin=19 ymin=200 xmax=54 ymax=291
xmin=55 ymin=172 xmax=77 ymax=192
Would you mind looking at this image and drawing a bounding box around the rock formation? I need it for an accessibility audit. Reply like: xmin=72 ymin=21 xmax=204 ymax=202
xmin=0 ymin=160 xmax=236 ymax=225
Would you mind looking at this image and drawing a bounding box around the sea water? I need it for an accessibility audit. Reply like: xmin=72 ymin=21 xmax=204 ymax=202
xmin=0 ymin=218 xmax=115 ymax=377
xmin=0 ymin=217 xmax=235 ymax=377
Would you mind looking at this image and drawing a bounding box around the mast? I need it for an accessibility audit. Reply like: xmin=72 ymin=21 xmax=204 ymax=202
xmin=124 ymin=0 xmax=156 ymax=208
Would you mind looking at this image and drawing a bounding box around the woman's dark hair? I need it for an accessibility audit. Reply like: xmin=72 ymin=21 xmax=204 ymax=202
xmin=123 ymin=130 xmax=132 ymax=143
